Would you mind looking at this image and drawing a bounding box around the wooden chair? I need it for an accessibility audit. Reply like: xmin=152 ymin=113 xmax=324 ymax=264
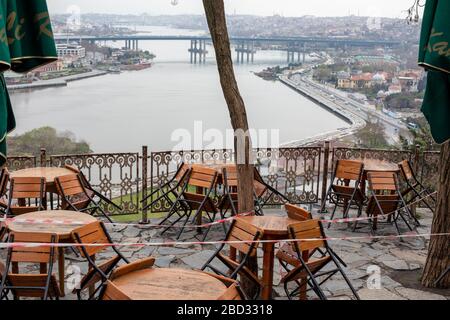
xmin=276 ymin=204 xmax=313 ymax=299
xmin=325 ymin=160 xmax=365 ymax=228
xmin=161 ymin=166 xmax=219 ymax=241
xmin=398 ymin=160 xmax=435 ymax=218
xmin=55 ymin=173 xmax=113 ymax=223
xmin=71 ymin=221 xmax=155 ymax=300
xmin=280 ymin=220 xmax=360 ymax=300
xmin=365 ymin=172 xmax=415 ymax=236
xmin=201 ymin=219 xmax=263 ymax=299
xmin=99 ymin=281 xmax=131 ymax=300
xmin=0 ymin=168 xmax=9 ymax=214
xmin=218 ymin=166 xmax=264 ymax=218
xmin=5 ymin=177 xmax=46 ymax=218
xmin=141 ymin=162 xmax=191 ymax=212
xmin=64 ymin=165 xmax=123 ymax=212
xmin=253 ymin=167 xmax=290 ymax=210
xmin=0 ymin=232 xmax=61 ymax=300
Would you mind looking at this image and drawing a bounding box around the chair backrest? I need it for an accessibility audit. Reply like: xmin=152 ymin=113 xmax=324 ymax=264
xmin=0 ymin=168 xmax=9 ymax=197
xmin=367 ymin=171 xmax=399 ymax=193
xmin=8 ymin=232 xmax=58 ymax=265
xmin=398 ymin=160 xmax=416 ymax=183
xmin=65 ymin=164 xmax=80 ymax=174
xmin=226 ymin=219 xmax=262 ymax=256
xmin=187 ymin=166 xmax=218 ymax=190
xmin=71 ymin=221 xmax=111 ymax=258
xmin=55 ymin=174 xmax=86 ymax=197
xmin=100 ymin=280 xmax=131 ymax=300
xmin=174 ymin=163 xmax=190 ymax=183
xmin=9 ymin=177 xmax=46 ymax=201
xmin=288 ymin=220 xmax=326 ymax=254
xmin=334 ymin=160 xmax=364 ymax=182
xmin=223 ymin=166 xmax=238 ymax=189
xmin=285 ymin=204 xmax=312 ymax=221
xmin=110 ymin=257 xmax=155 ymax=280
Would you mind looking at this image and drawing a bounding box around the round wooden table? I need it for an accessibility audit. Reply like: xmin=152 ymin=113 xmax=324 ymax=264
xmin=238 ymin=215 xmax=298 ymax=300
xmin=112 ymin=268 xmax=228 ymax=300
xmin=7 ymin=210 xmax=97 ymax=296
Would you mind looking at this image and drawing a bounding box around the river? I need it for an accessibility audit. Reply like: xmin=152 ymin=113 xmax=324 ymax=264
xmin=9 ymin=26 xmax=349 ymax=153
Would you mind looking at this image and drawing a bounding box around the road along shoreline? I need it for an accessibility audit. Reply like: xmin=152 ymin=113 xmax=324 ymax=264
xmin=278 ymin=75 xmax=367 ymax=147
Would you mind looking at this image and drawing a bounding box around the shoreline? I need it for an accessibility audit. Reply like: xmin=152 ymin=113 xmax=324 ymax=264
xmin=7 ymin=70 xmax=108 ymax=92
xmin=278 ymin=75 xmax=367 ymax=147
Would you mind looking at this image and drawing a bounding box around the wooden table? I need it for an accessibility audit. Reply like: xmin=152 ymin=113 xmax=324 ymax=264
xmin=238 ymin=215 xmax=298 ymax=300
xmin=7 ymin=210 xmax=97 ymax=296
xmin=112 ymin=268 xmax=228 ymax=300
xmin=11 ymin=167 xmax=75 ymax=208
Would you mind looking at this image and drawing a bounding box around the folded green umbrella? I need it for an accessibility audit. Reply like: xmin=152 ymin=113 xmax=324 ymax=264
xmin=0 ymin=0 xmax=57 ymax=166
xmin=418 ymin=0 xmax=450 ymax=144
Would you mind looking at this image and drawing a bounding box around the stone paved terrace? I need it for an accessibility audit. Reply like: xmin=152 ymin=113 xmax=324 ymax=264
xmin=1 ymin=207 xmax=449 ymax=300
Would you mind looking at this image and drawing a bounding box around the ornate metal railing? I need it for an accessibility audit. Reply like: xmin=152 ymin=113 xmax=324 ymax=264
xmin=5 ymin=156 xmax=37 ymax=171
xmin=149 ymin=147 xmax=322 ymax=213
xmin=6 ymin=144 xmax=441 ymax=219
xmin=49 ymin=152 xmax=140 ymax=215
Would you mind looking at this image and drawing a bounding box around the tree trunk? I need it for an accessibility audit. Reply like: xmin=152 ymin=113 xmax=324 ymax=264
xmin=202 ymin=0 xmax=257 ymax=298
xmin=421 ymin=140 xmax=450 ymax=288
xmin=202 ymin=0 xmax=254 ymax=213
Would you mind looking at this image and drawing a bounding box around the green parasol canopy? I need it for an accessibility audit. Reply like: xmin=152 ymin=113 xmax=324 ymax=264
xmin=0 ymin=0 xmax=57 ymax=166
xmin=418 ymin=0 xmax=450 ymax=144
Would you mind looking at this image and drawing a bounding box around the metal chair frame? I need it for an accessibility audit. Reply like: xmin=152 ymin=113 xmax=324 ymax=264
xmin=324 ymin=160 xmax=365 ymax=229
xmin=5 ymin=177 xmax=46 ymax=218
xmin=55 ymin=174 xmax=113 ymax=223
xmin=0 ymin=233 xmax=59 ymax=301
xmin=399 ymin=160 xmax=436 ymax=218
xmin=282 ymin=221 xmax=360 ymax=300
xmin=161 ymin=169 xmax=219 ymax=241
xmin=72 ymin=221 xmax=130 ymax=300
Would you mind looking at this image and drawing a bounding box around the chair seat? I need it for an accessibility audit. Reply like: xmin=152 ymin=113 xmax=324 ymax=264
xmin=8 ymin=273 xmax=61 ymax=299
xmin=281 ymin=256 xmax=332 ymax=283
xmin=366 ymin=195 xmax=400 ymax=217
xmin=0 ymin=198 xmax=7 ymax=209
xmin=331 ymin=185 xmax=365 ymax=203
xmin=183 ymin=192 xmax=218 ymax=213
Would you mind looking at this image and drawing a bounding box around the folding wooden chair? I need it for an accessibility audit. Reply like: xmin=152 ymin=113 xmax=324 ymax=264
xmin=276 ymin=204 xmax=313 ymax=299
xmin=64 ymin=165 xmax=123 ymax=212
xmin=71 ymin=221 xmax=155 ymax=300
xmin=5 ymin=177 xmax=46 ymax=218
xmin=0 ymin=232 xmax=61 ymax=300
xmin=0 ymin=168 xmax=9 ymax=214
xmin=55 ymin=173 xmax=113 ymax=223
xmin=324 ymin=160 xmax=365 ymax=228
xmin=161 ymin=166 xmax=219 ymax=241
xmin=398 ymin=160 xmax=435 ymax=217
xmin=141 ymin=162 xmax=191 ymax=212
xmin=218 ymin=166 xmax=264 ymax=220
xmin=364 ymin=172 xmax=416 ymax=236
xmin=280 ymin=220 xmax=360 ymax=300
xmin=201 ymin=219 xmax=263 ymax=299
xmin=253 ymin=167 xmax=290 ymax=209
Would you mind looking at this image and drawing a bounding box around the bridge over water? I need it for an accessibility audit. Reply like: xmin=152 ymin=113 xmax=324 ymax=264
xmin=55 ymin=35 xmax=402 ymax=64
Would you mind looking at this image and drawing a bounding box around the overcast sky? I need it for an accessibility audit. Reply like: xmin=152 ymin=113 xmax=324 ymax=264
xmin=47 ymin=0 xmax=417 ymax=19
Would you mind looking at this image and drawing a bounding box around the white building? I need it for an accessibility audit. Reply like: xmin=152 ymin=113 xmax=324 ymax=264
xmin=56 ymin=44 xmax=86 ymax=59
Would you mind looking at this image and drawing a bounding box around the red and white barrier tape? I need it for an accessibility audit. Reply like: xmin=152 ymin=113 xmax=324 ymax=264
xmin=0 ymin=232 xmax=448 ymax=249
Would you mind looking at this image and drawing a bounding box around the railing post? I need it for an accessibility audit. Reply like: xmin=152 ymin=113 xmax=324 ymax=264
xmin=319 ymin=141 xmax=331 ymax=214
xmin=140 ymin=146 xmax=149 ymax=225
xmin=40 ymin=148 xmax=47 ymax=167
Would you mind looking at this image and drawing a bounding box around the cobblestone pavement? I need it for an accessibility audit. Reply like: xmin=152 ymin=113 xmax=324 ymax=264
xmin=1 ymin=207 xmax=449 ymax=300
